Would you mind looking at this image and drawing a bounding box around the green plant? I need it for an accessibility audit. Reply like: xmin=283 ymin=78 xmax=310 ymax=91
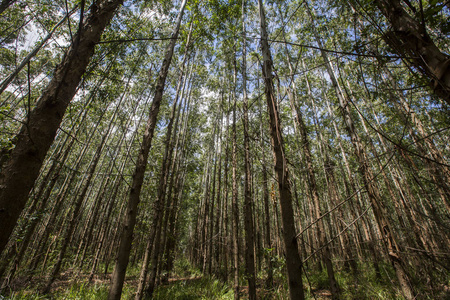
xmin=152 ymin=276 xmax=233 ymax=300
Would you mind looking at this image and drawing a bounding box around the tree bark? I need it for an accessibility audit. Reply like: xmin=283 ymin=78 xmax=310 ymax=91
xmin=107 ymin=1 xmax=186 ymax=298
xmin=241 ymin=2 xmax=256 ymax=298
xmin=375 ymin=0 xmax=450 ymax=105
xmin=257 ymin=1 xmax=305 ymax=299
xmin=0 ymin=0 xmax=123 ymax=255
xmin=231 ymin=53 xmax=240 ymax=300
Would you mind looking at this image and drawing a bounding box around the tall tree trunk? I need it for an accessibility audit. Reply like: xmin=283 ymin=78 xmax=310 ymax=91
xmin=241 ymin=2 xmax=256 ymax=298
xmin=0 ymin=0 xmax=123 ymax=255
xmin=257 ymin=1 xmax=305 ymax=299
xmin=145 ymin=58 xmax=188 ymax=299
xmin=161 ymin=91 xmax=192 ymax=281
xmin=222 ymin=93 xmax=230 ymax=282
xmin=256 ymin=75 xmax=274 ymax=288
xmin=231 ymin=53 xmax=240 ymax=300
xmin=135 ymin=37 xmax=192 ymax=300
xmin=308 ymin=3 xmax=415 ymax=295
xmin=280 ymin=17 xmax=339 ymax=296
xmin=107 ymin=1 xmax=186 ymax=298
xmin=213 ymin=109 xmax=224 ymax=275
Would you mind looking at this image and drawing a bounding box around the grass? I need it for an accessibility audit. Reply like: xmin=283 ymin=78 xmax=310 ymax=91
xmin=301 ymin=262 xmax=402 ymax=299
xmin=2 ymin=280 xmax=136 ymax=300
xmin=151 ymin=276 xmax=233 ymax=300
xmin=3 ymin=260 xmax=447 ymax=299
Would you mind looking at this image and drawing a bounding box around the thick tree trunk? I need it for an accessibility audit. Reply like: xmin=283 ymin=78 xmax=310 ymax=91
xmin=0 ymin=88 xmax=97 ymax=282
xmin=0 ymin=0 xmax=123 ymax=255
xmin=257 ymin=1 xmax=305 ymax=299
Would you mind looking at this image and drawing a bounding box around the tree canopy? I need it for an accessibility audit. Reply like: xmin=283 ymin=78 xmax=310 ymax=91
xmin=0 ymin=0 xmax=449 ymax=299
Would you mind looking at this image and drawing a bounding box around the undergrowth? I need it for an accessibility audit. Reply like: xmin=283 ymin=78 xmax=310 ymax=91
xmin=151 ymin=276 xmax=233 ymax=300
xmin=3 ymin=260 xmax=447 ymax=299
xmin=3 ymin=281 xmax=135 ymax=300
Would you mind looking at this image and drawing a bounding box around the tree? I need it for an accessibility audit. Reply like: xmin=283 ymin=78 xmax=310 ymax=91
xmin=107 ymin=1 xmax=187 ymax=298
xmin=373 ymin=0 xmax=450 ymax=105
xmin=0 ymin=0 xmax=123 ymax=255
xmin=257 ymin=0 xmax=305 ymax=299
xmin=241 ymin=1 xmax=256 ymax=298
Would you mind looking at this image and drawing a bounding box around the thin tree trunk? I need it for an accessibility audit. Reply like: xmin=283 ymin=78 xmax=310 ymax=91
xmin=107 ymin=1 xmax=186 ymax=298
xmin=307 ymin=4 xmax=416 ymax=295
xmin=257 ymin=1 xmax=305 ymax=299
xmin=256 ymin=75 xmax=274 ymax=288
xmin=0 ymin=7 xmax=77 ymax=95
xmin=143 ymin=61 xmax=185 ymax=299
xmin=241 ymin=2 xmax=256 ymax=298
xmin=231 ymin=53 xmax=240 ymax=300
xmin=134 ymin=37 xmax=192 ymax=300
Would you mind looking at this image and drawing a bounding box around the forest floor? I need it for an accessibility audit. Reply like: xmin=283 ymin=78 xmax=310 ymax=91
xmin=2 ymin=269 xmax=335 ymax=299
xmin=5 ymin=262 xmax=449 ymax=299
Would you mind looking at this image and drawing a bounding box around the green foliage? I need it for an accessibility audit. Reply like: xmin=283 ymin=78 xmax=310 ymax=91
xmin=6 ymin=282 xmax=136 ymax=300
xmin=301 ymin=262 xmax=410 ymax=300
xmin=152 ymin=276 xmax=233 ymax=300
xmin=172 ymin=257 xmax=202 ymax=279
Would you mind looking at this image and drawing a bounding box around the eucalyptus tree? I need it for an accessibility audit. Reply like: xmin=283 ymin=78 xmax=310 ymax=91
xmin=0 ymin=0 xmax=124 ymax=255
xmin=0 ymin=6 xmax=77 ymax=96
xmin=257 ymin=0 xmax=305 ymax=299
xmin=241 ymin=2 xmax=256 ymax=299
xmin=371 ymin=0 xmax=450 ymax=105
xmin=107 ymin=1 xmax=187 ymax=298
xmin=135 ymin=23 xmax=193 ymax=299
xmin=302 ymin=3 xmax=416 ymax=298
